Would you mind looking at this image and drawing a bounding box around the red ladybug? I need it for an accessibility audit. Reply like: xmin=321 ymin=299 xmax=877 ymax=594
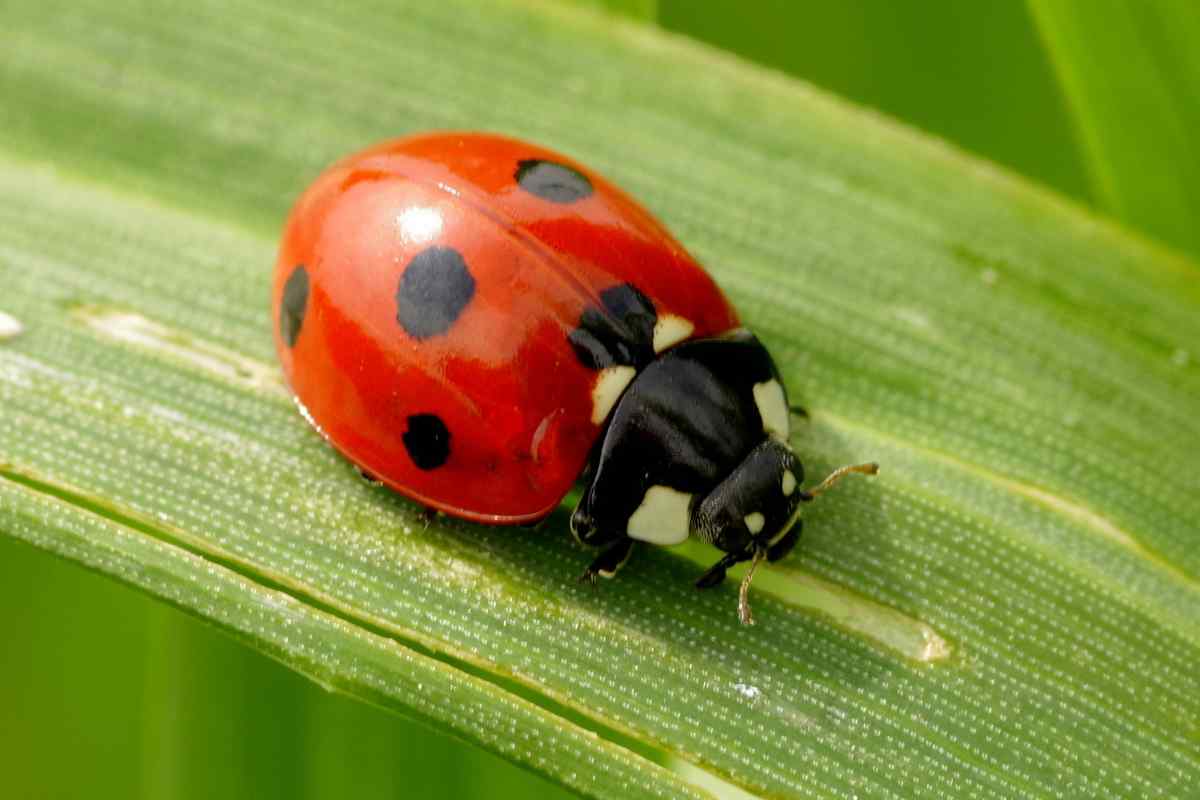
xmin=273 ymin=132 xmax=875 ymax=624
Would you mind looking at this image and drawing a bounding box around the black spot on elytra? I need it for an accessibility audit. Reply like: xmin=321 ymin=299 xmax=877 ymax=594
xmin=396 ymin=246 xmax=476 ymax=339
xmin=403 ymin=414 xmax=451 ymax=470
xmin=515 ymin=159 xmax=593 ymax=204
xmin=569 ymin=283 xmax=657 ymax=370
xmin=280 ymin=265 xmax=309 ymax=347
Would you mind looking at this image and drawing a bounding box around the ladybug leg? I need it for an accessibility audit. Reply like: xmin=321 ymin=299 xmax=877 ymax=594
xmin=419 ymin=506 xmax=438 ymax=530
xmin=356 ymin=467 xmax=383 ymax=486
xmin=789 ymin=403 xmax=809 ymax=420
xmin=695 ymin=549 xmax=752 ymax=590
xmin=578 ymin=538 xmax=636 ymax=584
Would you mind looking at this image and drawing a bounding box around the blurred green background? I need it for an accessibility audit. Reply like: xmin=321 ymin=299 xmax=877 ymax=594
xmin=658 ymin=0 xmax=1092 ymax=203
xmin=2 ymin=1 xmax=1190 ymax=798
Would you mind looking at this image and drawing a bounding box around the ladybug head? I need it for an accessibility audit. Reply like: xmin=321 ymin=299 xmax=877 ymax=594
xmin=691 ymin=441 xmax=879 ymax=625
xmin=692 ymin=438 xmax=806 ymax=559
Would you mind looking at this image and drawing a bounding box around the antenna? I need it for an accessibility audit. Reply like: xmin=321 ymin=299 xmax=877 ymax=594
xmin=737 ymin=461 xmax=880 ymax=625
xmin=804 ymin=462 xmax=879 ymax=500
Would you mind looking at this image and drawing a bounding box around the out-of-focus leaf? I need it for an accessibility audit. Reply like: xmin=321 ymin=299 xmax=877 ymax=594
xmin=659 ymin=0 xmax=1093 ymax=203
xmin=1029 ymin=0 xmax=1200 ymax=260
xmin=565 ymin=0 xmax=656 ymax=21
xmin=1 ymin=1 xmax=1198 ymax=797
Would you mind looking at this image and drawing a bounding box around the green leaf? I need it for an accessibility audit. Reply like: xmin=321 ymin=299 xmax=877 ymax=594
xmin=1029 ymin=0 xmax=1200 ymax=260
xmin=564 ymin=0 xmax=657 ymax=21
xmin=659 ymin=0 xmax=1094 ymax=204
xmin=1 ymin=1 xmax=1198 ymax=797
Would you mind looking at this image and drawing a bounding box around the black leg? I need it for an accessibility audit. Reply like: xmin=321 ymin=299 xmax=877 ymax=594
xmin=357 ymin=467 xmax=382 ymax=486
xmin=579 ymin=538 xmax=636 ymax=584
xmin=419 ymin=506 xmax=438 ymax=530
xmin=789 ymin=404 xmax=809 ymax=420
xmin=695 ymin=549 xmax=752 ymax=589
xmin=766 ymin=520 xmax=802 ymax=562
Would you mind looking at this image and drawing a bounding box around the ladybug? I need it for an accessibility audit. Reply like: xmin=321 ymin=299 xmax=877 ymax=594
xmin=272 ymin=132 xmax=876 ymax=624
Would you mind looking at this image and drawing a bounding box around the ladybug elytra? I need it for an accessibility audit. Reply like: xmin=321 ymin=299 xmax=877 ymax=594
xmin=272 ymin=132 xmax=875 ymax=624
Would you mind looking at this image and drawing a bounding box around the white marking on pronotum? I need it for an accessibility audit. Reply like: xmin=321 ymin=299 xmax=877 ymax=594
xmin=781 ymin=470 xmax=796 ymax=496
xmin=752 ymin=379 xmax=790 ymax=440
xmin=0 ymin=312 xmax=23 ymax=341
xmin=743 ymin=511 xmax=765 ymax=535
xmin=627 ymin=485 xmax=693 ymax=545
xmin=652 ymin=314 xmax=694 ymax=353
xmin=590 ymin=365 xmax=636 ymax=424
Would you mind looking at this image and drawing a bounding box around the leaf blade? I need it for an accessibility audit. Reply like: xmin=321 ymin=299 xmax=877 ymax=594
xmin=0 ymin=473 xmax=703 ymax=800
xmin=1029 ymin=0 xmax=1200 ymax=260
xmin=1 ymin=1 xmax=1198 ymax=798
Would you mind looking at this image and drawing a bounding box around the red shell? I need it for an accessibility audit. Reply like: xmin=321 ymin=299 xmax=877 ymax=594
xmin=272 ymin=132 xmax=738 ymax=523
